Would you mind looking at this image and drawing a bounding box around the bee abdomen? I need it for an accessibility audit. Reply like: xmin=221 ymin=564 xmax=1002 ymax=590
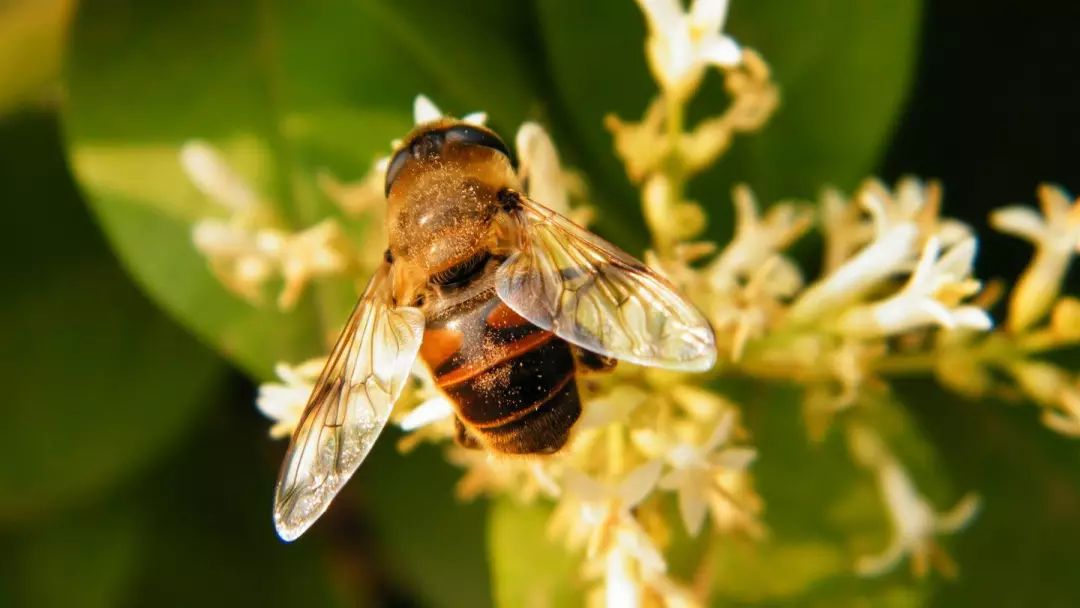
xmin=422 ymin=299 xmax=582 ymax=454
xmin=445 ymin=335 xmax=580 ymax=454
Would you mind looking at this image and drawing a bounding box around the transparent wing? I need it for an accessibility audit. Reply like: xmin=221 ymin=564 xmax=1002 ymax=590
xmin=495 ymin=195 xmax=716 ymax=371
xmin=273 ymin=264 xmax=424 ymax=541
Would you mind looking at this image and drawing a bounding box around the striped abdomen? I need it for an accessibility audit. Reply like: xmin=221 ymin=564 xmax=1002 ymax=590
xmin=419 ymin=290 xmax=580 ymax=454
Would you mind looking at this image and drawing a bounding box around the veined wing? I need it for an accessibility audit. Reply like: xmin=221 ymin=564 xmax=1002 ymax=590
xmin=274 ymin=263 xmax=424 ymax=541
xmin=495 ymin=194 xmax=716 ymax=372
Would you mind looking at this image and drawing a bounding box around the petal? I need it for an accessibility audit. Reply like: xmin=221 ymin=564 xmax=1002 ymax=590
xmin=462 ymin=111 xmax=488 ymax=126
xmin=397 ymin=396 xmax=454 ymax=431
xmin=935 ymin=493 xmax=981 ymax=533
xmin=949 ymin=306 xmax=993 ymax=331
xmin=712 ymin=447 xmax=757 ymax=470
xmin=678 ymin=485 xmax=709 ymax=536
xmin=618 ymin=460 xmax=664 ymax=507
xmin=630 ymin=428 xmax=668 ymax=457
xmin=935 ymin=237 xmax=978 ymax=279
xmin=413 ymin=94 xmax=442 ymax=124
xmin=917 ymin=299 xmax=958 ymax=329
xmin=699 ymin=34 xmax=741 ymax=67
xmin=180 ymin=140 xmax=258 ymax=212
xmin=989 ymin=206 xmax=1046 ymax=242
xmin=703 ymin=410 xmax=735 ymax=451
xmin=855 ymin=538 xmax=906 ymax=577
xmin=1038 ymin=183 xmax=1074 ymax=222
xmin=563 ymin=469 xmax=608 ymax=502
xmin=515 ymin=121 xmax=570 ymax=214
xmin=636 ymin=0 xmax=684 ymax=33
xmin=906 ymin=237 xmax=941 ymax=293
xmin=689 ymin=0 xmax=731 ymax=31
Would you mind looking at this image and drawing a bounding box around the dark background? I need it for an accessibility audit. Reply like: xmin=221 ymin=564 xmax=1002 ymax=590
xmin=884 ymin=2 xmax=1080 ymax=606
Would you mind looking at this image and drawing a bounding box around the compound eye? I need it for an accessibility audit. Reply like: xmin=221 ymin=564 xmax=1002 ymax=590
xmin=384 ymin=147 xmax=411 ymax=196
xmin=444 ymin=124 xmax=510 ymax=159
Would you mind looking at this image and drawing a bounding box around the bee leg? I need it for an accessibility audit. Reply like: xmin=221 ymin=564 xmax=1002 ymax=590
xmin=453 ymin=416 xmax=484 ymax=450
xmin=572 ymin=346 xmax=617 ymax=373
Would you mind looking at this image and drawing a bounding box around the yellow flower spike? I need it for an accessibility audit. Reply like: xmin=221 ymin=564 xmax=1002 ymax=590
xmin=669 ymin=384 xmax=735 ymax=421
xmin=1008 ymin=360 xmax=1070 ymax=405
xmin=316 ymin=158 xmax=388 ymax=218
xmin=991 ymin=184 xmax=1080 ymax=333
xmin=1050 ymin=297 xmax=1080 ymax=342
xmin=605 ymin=98 xmax=669 ymax=183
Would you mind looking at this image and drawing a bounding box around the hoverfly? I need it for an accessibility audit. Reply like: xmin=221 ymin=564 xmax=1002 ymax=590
xmin=273 ymin=119 xmax=717 ymax=541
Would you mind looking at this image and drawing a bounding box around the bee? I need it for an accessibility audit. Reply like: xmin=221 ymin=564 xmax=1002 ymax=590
xmin=273 ymin=119 xmax=717 ymax=541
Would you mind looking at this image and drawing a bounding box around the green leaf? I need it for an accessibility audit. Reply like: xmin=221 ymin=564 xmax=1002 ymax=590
xmin=0 ymin=112 xmax=225 ymax=520
xmin=62 ymin=0 xmax=543 ymax=377
xmin=488 ymin=498 xmax=580 ymax=608
xmin=535 ymin=0 xmax=921 ymax=246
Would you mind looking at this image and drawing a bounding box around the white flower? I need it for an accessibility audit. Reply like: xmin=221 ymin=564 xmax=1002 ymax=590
xmin=635 ymin=0 xmax=742 ymax=101
xmin=837 ymin=237 xmax=992 ymax=337
xmin=790 ymin=178 xmax=972 ymax=324
xmin=276 ymin=220 xmax=353 ymax=309
xmin=847 ymin=424 xmax=980 ymax=578
xmin=642 ymin=173 xmax=706 ymax=243
xmin=858 ymin=459 xmax=980 ymax=578
xmin=549 ymin=460 xmax=665 ymax=572
xmin=605 ymin=98 xmax=667 ymax=183
xmin=706 ymin=184 xmax=810 ymax=294
xmin=636 ymin=412 xmax=756 ymax=535
xmin=191 ymin=219 xmax=281 ymax=301
xmin=180 ymin=140 xmax=259 ymax=213
xmin=413 ymin=94 xmax=487 ymax=126
xmin=991 ymin=184 xmax=1080 ymax=332
xmin=317 ymin=156 xmax=389 ymax=217
xmin=256 ymin=359 xmax=325 ymax=438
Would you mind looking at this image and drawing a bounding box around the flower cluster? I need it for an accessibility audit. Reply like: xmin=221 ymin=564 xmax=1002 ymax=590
xmin=181 ymin=0 xmax=1080 ymax=605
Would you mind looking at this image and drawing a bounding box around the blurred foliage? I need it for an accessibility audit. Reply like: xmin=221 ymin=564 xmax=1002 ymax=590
xmin=0 ymin=0 xmax=73 ymax=116
xmin=0 ymin=113 xmax=225 ymax=519
xmin=0 ymin=0 xmax=1073 ymax=606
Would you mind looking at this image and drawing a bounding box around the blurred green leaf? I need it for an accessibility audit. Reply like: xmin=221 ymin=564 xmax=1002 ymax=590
xmin=0 ymin=499 xmax=141 ymax=608
xmin=360 ymin=440 xmax=492 ymax=608
xmin=0 ymin=0 xmax=73 ymax=116
xmin=0 ymin=112 xmax=225 ymax=520
xmin=536 ymin=0 xmax=921 ymax=247
xmin=62 ymin=0 xmax=542 ymax=377
xmin=488 ymin=498 xmax=580 ymax=608
xmin=122 ymin=403 xmax=349 ymax=607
